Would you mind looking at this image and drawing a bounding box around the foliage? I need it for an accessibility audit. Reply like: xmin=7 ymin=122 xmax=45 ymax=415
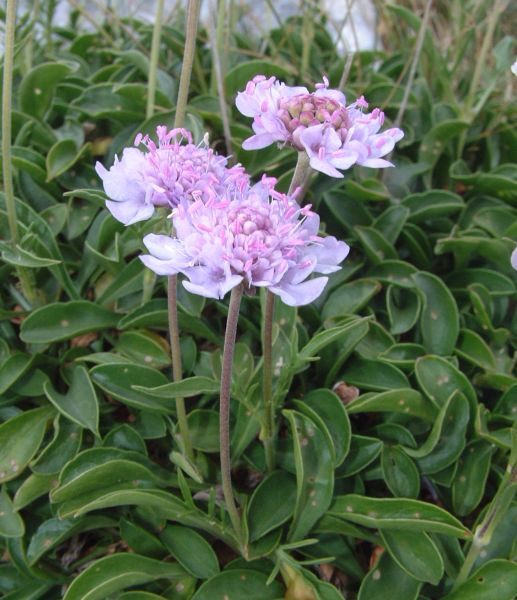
xmin=0 ymin=1 xmax=516 ymax=599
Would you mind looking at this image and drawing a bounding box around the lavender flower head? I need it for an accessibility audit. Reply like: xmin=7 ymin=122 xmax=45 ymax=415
xmin=512 ymin=247 xmax=517 ymax=271
xmin=140 ymin=178 xmax=349 ymax=306
xmin=236 ymin=75 xmax=404 ymax=178
xmin=95 ymin=127 xmax=248 ymax=225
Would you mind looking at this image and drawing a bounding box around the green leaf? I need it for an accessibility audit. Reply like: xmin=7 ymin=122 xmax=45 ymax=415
xmin=418 ymin=122 xmax=469 ymax=170
xmin=225 ymin=60 xmax=293 ymax=96
xmin=90 ymin=363 xmax=172 ymax=413
xmin=442 ymin=559 xmax=517 ymax=600
xmin=187 ymin=410 xmax=219 ymax=452
xmin=19 ymin=62 xmax=75 ymax=119
xmin=44 ymin=365 xmax=99 ymax=436
xmin=12 ymin=472 xmax=55 ymax=510
xmin=387 ymin=286 xmax=421 ymax=335
xmin=355 ymin=226 xmax=398 ymax=264
xmin=322 ymin=280 xmax=381 ymax=320
xmin=341 ymin=358 xmax=409 ymax=391
xmin=381 ymin=445 xmax=420 ymax=498
xmin=406 ymin=392 xmax=470 ymax=474
xmin=412 ymin=272 xmax=459 ymax=355
xmin=20 ymin=301 xmax=118 ymax=344
xmin=348 ymin=388 xmax=436 ymax=421
xmin=247 ymin=471 xmax=297 ymax=541
xmin=298 ymin=317 xmax=369 ymax=362
xmin=302 ymin=389 xmax=351 ymax=466
xmin=27 ymin=516 xmax=114 ymax=564
xmin=192 ymin=569 xmax=283 ymax=600
xmin=284 ymin=410 xmax=334 ymax=542
xmin=0 ymin=487 xmax=24 ymax=538
xmin=46 ymin=139 xmax=91 ymax=180
xmin=368 ymin=260 xmax=417 ymax=288
xmin=63 ymin=553 xmax=185 ymax=600
xmin=0 ymin=406 xmax=54 ymax=484
xmin=160 ymin=525 xmax=219 ymax=579
xmin=0 ymin=353 xmax=34 ymax=395
xmin=455 ymin=329 xmax=497 ymax=370
xmin=358 ymin=551 xmax=421 ymax=600
xmin=415 ymin=355 xmax=477 ymax=411
xmin=329 ymin=495 xmax=471 ymax=538
xmin=336 ymin=434 xmax=382 ymax=478
xmin=133 ymin=376 xmax=219 ymax=398
xmin=452 ymin=441 xmax=493 ymax=516
xmin=380 ymin=529 xmax=444 ymax=584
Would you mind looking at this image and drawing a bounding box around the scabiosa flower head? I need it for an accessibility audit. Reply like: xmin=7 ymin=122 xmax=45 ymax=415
xmin=95 ymin=127 xmax=248 ymax=225
xmin=140 ymin=178 xmax=350 ymax=306
xmin=512 ymin=247 xmax=517 ymax=271
xmin=236 ymin=75 xmax=404 ymax=177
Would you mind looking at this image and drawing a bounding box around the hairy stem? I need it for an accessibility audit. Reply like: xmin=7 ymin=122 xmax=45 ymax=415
xmin=220 ymin=284 xmax=245 ymax=546
xmin=166 ymin=0 xmax=202 ymax=463
xmin=174 ymin=0 xmax=201 ymax=129
xmin=288 ymin=152 xmax=312 ymax=200
xmin=262 ymin=291 xmax=276 ymax=472
xmin=146 ymin=0 xmax=165 ymax=119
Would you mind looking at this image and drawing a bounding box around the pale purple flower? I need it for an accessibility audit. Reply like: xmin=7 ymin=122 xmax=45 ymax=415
xmin=511 ymin=247 xmax=517 ymax=271
xmin=236 ymin=76 xmax=404 ymax=178
xmin=140 ymin=179 xmax=349 ymax=306
xmin=95 ymin=127 xmax=248 ymax=225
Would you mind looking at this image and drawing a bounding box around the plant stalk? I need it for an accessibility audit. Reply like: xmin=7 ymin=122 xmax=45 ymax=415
xmin=262 ymin=290 xmax=276 ymax=473
xmin=288 ymin=152 xmax=312 ymax=200
xmin=166 ymin=0 xmax=202 ymax=464
xmin=219 ymin=284 xmax=245 ymax=546
xmin=146 ymin=0 xmax=165 ymax=119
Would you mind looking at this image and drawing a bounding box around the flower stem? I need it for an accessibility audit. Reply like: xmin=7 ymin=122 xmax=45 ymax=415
xmin=288 ymin=152 xmax=312 ymax=200
xmin=453 ymin=445 xmax=517 ymax=589
xmin=168 ymin=275 xmax=194 ymax=462
xmin=146 ymin=0 xmax=165 ymax=119
xmin=174 ymin=0 xmax=201 ymax=129
xmin=220 ymin=284 xmax=245 ymax=546
xmin=165 ymin=0 xmax=202 ymax=464
xmin=262 ymin=290 xmax=276 ymax=473
xmin=2 ymin=0 xmax=38 ymax=307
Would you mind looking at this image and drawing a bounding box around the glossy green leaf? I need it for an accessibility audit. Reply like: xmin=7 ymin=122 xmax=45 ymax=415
xmin=0 ymin=353 xmax=34 ymax=395
xmin=30 ymin=418 xmax=82 ymax=475
xmin=455 ymin=329 xmax=497 ymax=370
xmin=348 ymin=388 xmax=436 ymax=421
xmin=355 ymin=226 xmax=398 ymax=264
xmin=46 ymin=139 xmax=91 ymax=180
xmin=380 ymin=529 xmax=444 ymax=584
xmin=44 ymin=365 xmax=99 ymax=436
xmin=381 ymin=445 xmax=420 ymax=498
xmin=298 ymin=317 xmax=369 ymax=363
xmin=442 ymin=559 xmax=517 ymax=600
xmin=403 ymin=190 xmax=465 ymax=221
xmin=341 ymin=357 xmax=409 ymax=391
xmin=90 ymin=363 xmax=172 ymax=413
xmin=63 ymin=553 xmax=185 ymax=600
xmin=192 ymin=569 xmax=283 ymax=600
xmin=367 ymin=260 xmax=417 ymax=288
xmin=284 ymin=410 xmax=334 ymax=542
xmin=12 ymin=472 xmax=55 ymax=510
xmin=322 ymin=279 xmax=381 ymax=320
xmin=0 ymin=406 xmax=54 ymax=484
xmin=0 ymin=488 xmax=24 ymax=538
xmin=187 ymin=409 xmax=219 ymax=452
xmin=19 ymin=62 xmax=74 ymax=119
xmin=413 ymin=272 xmax=459 ymax=355
xmin=415 ymin=355 xmax=477 ymax=411
xmin=358 ymin=551 xmax=421 ymax=600
xmin=247 ymin=471 xmax=297 ymax=541
xmin=302 ymin=389 xmax=351 ymax=466
xmin=329 ymin=495 xmax=471 ymax=538
xmin=336 ymin=435 xmax=382 ymax=478
xmin=452 ymin=440 xmax=493 ymax=516
xmin=160 ymin=525 xmax=219 ymax=579
xmin=387 ymin=285 xmax=421 ymax=335
xmin=20 ymin=301 xmax=118 ymax=343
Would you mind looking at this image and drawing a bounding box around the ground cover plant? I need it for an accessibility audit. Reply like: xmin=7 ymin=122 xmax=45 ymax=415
xmin=0 ymin=1 xmax=516 ymax=599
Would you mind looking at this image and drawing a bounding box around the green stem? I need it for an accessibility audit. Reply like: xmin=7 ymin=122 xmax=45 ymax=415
xmin=165 ymin=0 xmax=202 ymax=464
xmin=2 ymin=0 xmax=38 ymax=307
xmin=454 ymin=448 xmax=517 ymax=589
xmin=174 ymin=0 xmax=201 ymax=129
xmin=146 ymin=0 xmax=165 ymax=119
xmin=288 ymin=152 xmax=312 ymax=200
xmin=220 ymin=284 xmax=245 ymax=548
xmin=262 ymin=291 xmax=275 ymax=473
xmin=456 ymin=0 xmax=508 ymax=158
xmin=168 ymin=275 xmax=194 ymax=462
